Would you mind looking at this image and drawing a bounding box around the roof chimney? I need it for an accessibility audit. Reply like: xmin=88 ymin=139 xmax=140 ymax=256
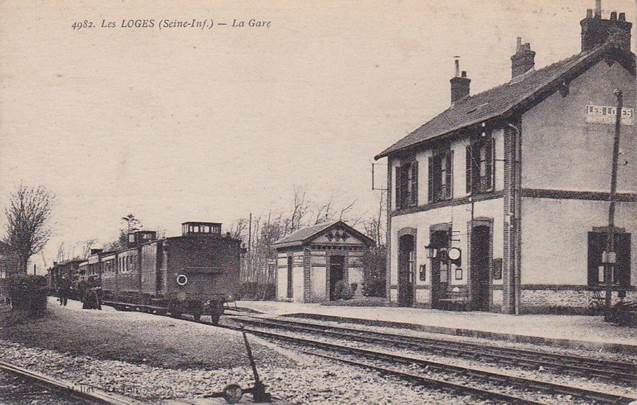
xmin=450 ymin=57 xmax=470 ymax=104
xmin=510 ymin=38 xmax=535 ymax=79
xmin=580 ymin=0 xmax=632 ymax=52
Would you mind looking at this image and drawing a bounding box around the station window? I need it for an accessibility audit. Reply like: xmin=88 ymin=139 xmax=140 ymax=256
xmin=466 ymin=134 xmax=495 ymax=194
xmin=587 ymin=231 xmax=631 ymax=288
xmin=396 ymin=160 xmax=418 ymax=209
xmin=128 ymin=234 xmax=135 ymax=243
xmin=428 ymin=149 xmax=453 ymax=203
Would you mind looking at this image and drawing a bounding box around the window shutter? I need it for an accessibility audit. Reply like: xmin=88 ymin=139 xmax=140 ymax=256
xmin=486 ymin=137 xmax=494 ymax=189
xmin=587 ymin=232 xmax=603 ymax=286
xmin=616 ymin=233 xmax=631 ymax=287
xmin=411 ymin=162 xmax=418 ymax=206
xmin=465 ymin=146 xmax=472 ymax=194
xmin=428 ymin=157 xmax=433 ymax=203
xmin=395 ymin=166 xmax=402 ymax=209
xmin=446 ymin=151 xmax=454 ymax=199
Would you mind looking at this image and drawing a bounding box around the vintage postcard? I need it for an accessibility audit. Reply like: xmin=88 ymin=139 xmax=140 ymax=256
xmin=0 ymin=0 xmax=635 ymax=404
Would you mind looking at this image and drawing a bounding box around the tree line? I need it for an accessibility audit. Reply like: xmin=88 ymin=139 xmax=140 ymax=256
xmin=230 ymin=186 xmax=387 ymax=297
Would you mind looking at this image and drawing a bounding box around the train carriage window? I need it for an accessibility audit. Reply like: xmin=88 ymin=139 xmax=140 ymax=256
xmin=203 ymin=225 xmax=210 ymax=233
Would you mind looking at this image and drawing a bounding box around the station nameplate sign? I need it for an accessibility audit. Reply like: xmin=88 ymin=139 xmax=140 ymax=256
xmin=585 ymin=105 xmax=634 ymax=125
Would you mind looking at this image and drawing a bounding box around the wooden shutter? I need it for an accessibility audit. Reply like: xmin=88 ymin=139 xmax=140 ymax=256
xmin=395 ymin=166 xmax=402 ymax=209
xmin=428 ymin=157 xmax=433 ymax=203
xmin=616 ymin=233 xmax=631 ymax=288
xmin=485 ymin=137 xmax=494 ymax=189
xmin=446 ymin=151 xmax=454 ymax=199
xmin=465 ymin=146 xmax=472 ymax=194
xmin=410 ymin=162 xmax=418 ymax=206
xmin=587 ymin=232 xmax=603 ymax=286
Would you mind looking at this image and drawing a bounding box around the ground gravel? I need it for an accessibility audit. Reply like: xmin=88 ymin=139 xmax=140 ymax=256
xmin=0 ymin=339 xmax=499 ymax=404
xmin=0 ymin=300 xmax=508 ymax=404
xmin=2 ymin=299 xmax=293 ymax=370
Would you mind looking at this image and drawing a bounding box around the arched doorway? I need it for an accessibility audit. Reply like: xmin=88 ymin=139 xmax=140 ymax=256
xmin=430 ymin=229 xmax=450 ymax=309
xmin=398 ymin=234 xmax=415 ymax=307
xmin=470 ymin=225 xmax=491 ymax=311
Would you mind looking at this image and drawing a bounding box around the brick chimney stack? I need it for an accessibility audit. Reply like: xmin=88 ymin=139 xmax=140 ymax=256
xmin=450 ymin=58 xmax=470 ymax=104
xmin=511 ymin=37 xmax=536 ymax=79
xmin=580 ymin=0 xmax=632 ymax=52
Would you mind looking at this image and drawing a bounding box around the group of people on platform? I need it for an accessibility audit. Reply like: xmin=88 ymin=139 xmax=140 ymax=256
xmin=56 ymin=274 xmax=102 ymax=310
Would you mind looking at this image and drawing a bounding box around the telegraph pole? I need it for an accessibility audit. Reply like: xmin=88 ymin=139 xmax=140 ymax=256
xmin=605 ymin=89 xmax=623 ymax=312
xmin=248 ymin=212 xmax=252 ymax=282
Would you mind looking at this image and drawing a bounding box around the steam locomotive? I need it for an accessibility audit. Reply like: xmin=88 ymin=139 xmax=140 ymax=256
xmin=48 ymin=221 xmax=241 ymax=323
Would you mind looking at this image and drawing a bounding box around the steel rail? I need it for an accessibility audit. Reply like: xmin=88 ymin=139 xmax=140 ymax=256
xmin=0 ymin=360 xmax=140 ymax=405
xmin=279 ymin=313 xmax=637 ymax=372
xmin=303 ymin=350 xmax=543 ymax=404
xmin=232 ymin=315 xmax=636 ymax=383
xmin=237 ymin=325 xmax=637 ymax=405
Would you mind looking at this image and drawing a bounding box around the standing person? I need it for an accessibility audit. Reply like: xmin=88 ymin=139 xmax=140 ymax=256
xmin=78 ymin=276 xmax=88 ymax=308
xmin=59 ymin=276 xmax=69 ymax=306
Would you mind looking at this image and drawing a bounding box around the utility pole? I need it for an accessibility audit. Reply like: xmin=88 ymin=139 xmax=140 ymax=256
xmin=605 ymin=89 xmax=623 ymax=312
xmin=248 ymin=212 xmax=252 ymax=282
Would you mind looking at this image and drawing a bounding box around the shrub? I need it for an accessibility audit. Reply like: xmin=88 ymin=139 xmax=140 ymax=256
xmin=361 ymin=247 xmax=387 ymax=297
xmin=238 ymin=282 xmax=276 ymax=301
xmin=334 ymin=280 xmax=353 ymax=300
xmin=8 ymin=274 xmax=48 ymax=316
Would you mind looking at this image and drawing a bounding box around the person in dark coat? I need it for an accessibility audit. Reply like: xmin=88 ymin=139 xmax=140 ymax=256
xmin=78 ymin=278 xmax=88 ymax=308
xmin=59 ymin=276 xmax=70 ymax=306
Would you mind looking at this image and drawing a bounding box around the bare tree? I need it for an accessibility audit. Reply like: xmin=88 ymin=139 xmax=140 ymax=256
xmin=56 ymin=242 xmax=66 ymax=263
xmin=81 ymin=239 xmax=98 ymax=258
xmin=229 ymin=217 xmax=248 ymax=241
xmin=121 ymin=213 xmax=142 ymax=233
xmin=314 ymin=198 xmax=333 ymax=224
xmin=4 ymin=185 xmax=55 ymax=273
xmin=284 ymin=186 xmax=309 ymax=235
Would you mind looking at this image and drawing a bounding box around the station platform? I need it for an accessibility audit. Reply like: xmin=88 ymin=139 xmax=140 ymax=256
xmin=234 ymin=301 xmax=637 ymax=354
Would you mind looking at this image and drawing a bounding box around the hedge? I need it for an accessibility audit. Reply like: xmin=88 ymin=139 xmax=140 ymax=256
xmin=8 ymin=274 xmax=48 ymax=316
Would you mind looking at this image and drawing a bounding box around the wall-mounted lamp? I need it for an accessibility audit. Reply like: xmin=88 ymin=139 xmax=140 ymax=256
xmin=425 ymin=245 xmax=437 ymax=259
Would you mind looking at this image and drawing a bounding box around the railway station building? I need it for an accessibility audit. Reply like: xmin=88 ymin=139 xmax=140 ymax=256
xmin=273 ymin=221 xmax=375 ymax=302
xmin=375 ymin=3 xmax=636 ymax=314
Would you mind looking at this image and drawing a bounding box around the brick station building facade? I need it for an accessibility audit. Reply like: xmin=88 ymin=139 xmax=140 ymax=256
xmin=375 ymin=3 xmax=636 ymax=314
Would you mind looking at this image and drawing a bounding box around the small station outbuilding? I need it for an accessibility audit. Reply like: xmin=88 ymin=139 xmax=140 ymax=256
xmin=273 ymin=221 xmax=375 ymax=302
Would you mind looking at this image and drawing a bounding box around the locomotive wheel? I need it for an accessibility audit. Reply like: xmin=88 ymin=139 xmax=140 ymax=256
xmin=193 ymin=312 xmax=201 ymax=322
xmin=210 ymin=315 xmax=220 ymax=325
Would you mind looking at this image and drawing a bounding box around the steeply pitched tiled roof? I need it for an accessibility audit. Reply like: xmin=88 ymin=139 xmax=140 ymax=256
xmin=375 ymin=44 xmax=634 ymax=159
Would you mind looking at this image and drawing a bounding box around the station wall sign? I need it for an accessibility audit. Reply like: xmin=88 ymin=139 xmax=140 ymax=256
xmin=585 ymin=105 xmax=634 ymax=125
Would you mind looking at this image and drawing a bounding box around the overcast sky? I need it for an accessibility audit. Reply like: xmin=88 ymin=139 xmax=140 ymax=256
xmin=0 ymin=0 xmax=634 ymax=270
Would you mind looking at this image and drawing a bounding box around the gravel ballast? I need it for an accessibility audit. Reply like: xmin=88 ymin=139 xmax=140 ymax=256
xmin=1 ymin=300 xmax=503 ymax=403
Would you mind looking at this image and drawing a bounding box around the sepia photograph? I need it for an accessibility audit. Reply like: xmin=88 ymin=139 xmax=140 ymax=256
xmin=0 ymin=0 xmax=635 ymax=403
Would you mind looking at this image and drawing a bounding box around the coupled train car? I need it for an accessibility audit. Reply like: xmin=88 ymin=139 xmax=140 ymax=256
xmin=48 ymin=221 xmax=241 ymax=323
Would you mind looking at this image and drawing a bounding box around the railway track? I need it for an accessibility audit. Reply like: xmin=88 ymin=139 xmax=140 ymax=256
xmin=220 ymin=317 xmax=636 ymax=404
xmin=0 ymin=360 xmax=139 ymax=405
xmin=228 ymin=315 xmax=637 ymax=385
